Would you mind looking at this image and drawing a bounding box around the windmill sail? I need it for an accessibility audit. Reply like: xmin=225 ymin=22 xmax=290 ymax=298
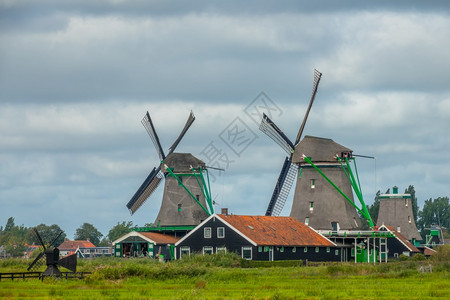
xmin=295 ymin=69 xmax=322 ymax=145
xmin=127 ymin=166 xmax=164 ymax=214
xmin=168 ymin=111 xmax=195 ymax=155
xmin=265 ymin=157 xmax=298 ymax=216
xmin=142 ymin=111 xmax=166 ymax=161
xmin=259 ymin=113 xmax=294 ymax=155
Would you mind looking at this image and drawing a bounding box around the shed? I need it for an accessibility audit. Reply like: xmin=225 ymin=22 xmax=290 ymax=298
xmin=113 ymin=231 xmax=180 ymax=260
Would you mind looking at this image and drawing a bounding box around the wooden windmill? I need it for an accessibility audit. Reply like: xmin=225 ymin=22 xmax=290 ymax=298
xmin=126 ymin=110 xmax=214 ymax=227
xmin=260 ymin=70 xmax=372 ymax=231
xmin=377 ymin=186 xmax=422 ymax=241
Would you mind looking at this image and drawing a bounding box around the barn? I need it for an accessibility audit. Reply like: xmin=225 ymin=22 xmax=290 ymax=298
xmin=175 ymin=213 xmax=343 ymax=261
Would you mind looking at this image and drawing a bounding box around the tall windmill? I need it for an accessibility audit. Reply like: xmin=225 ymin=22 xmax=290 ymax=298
xmin=126 ymin=111 xmax=213 ymax=227
xmin=260 ymin=70 xmax=369 ymax=230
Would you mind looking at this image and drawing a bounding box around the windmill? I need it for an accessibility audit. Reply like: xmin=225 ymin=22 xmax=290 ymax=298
xmin=377 ymin=186 xmax=422 ymax=242
xmin=260 ymin=69 xmax=371 ymax=230
xmin=126 ymin=110 xmax=213 ymax=227
xmin=27 ymin=228 xmax=77 ymax=277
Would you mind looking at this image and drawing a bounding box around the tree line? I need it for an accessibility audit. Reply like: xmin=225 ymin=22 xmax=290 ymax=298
xmin=0 ymin=219 xmax=140 ymax=257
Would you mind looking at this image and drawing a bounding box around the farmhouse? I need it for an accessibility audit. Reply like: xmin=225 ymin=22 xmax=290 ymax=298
xmin=113 ymin=231 xmax=179 ymax=260
xmin=175 ymin=213 xmax=342 ymax=261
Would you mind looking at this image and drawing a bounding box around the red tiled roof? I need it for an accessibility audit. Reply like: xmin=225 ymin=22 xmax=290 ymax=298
xmin=58 ymin=239 xmax=96 ymax=250
xmin=139 ymin=232 xmax=180 ymax=244
xmin=219 ymin=214 xmax=334 ymax=247
xmin=423 ymin=247 xmax=437 ymax=256
xmin=380 ymin=225 xmax=420 ymax=252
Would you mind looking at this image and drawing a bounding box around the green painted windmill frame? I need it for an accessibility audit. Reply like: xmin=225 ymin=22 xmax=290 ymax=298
xmin=164 ymin=164 xmax=214 ymax=216
xmin=301 ymin=155 xmax=375 ymax=228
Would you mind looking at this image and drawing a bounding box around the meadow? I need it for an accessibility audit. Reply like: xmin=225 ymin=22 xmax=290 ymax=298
xmin=0 ymin=249 xmax=449 ymax=299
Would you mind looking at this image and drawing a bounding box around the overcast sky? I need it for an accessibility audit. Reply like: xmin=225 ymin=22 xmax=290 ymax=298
xmin=1 ymin=1 xmax=449 ymax=239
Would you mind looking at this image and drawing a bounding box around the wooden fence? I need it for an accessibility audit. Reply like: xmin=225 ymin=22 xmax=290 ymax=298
xmin=0 ymin=272 xmax=91 ymax=281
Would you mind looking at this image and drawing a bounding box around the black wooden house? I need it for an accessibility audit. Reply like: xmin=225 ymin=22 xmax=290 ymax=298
xmin=175 ymin=213 xmax=342 ymax=261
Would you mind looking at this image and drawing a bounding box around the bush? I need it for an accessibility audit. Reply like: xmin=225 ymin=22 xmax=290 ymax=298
xmin=432 ymin=245 xmax=450 ymax=262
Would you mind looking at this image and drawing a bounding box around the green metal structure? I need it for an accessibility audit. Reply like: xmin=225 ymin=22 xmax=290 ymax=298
xmin=301 ymin=154 xmax=375 ymax=228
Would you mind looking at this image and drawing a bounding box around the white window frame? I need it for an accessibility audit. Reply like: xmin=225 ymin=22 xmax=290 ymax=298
xmin=180 ymin=246 xmax=190 ymax=257
xmin=217 ymin=227 xmax=225 ymax=238
xmin=309 ymin=201 xmax=314 ymax=212
xmin=204 ymin=227 xmax=212 ymax=238
xmin=203 ymin=246 xmax=213 ymax=255
xmin=310 ymin=179 xmax=315 ymax=189
xmin=242 ymin=246 xmax=252 ymax=260
xmin=216 ymin=246 xmax=227 ymax=254
xmin=305 ymin=217 xmax=309 ymax=226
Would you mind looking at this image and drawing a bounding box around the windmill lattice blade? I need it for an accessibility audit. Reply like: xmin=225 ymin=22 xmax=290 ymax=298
xmin=259 ymin=113 xmax=294 ymax=156
xmin=49 ymin=231 xmax=63 ymax=248
xmin=142 ymin=111 xmax=166 ymax=161
xmin=33 ymin=228 xmax=46 ymax=250
xmin=127 ymin=166 xmax=164 ymax=215
xmin=167 ymin=111 xmax=195 ymax=155
xmin=27 ymin=251 xmax=45 ymax=271
xmin=295 ymin=69 xmax=322 ymax=145
xmin=265 ymin=157 xmax=298 ymax=216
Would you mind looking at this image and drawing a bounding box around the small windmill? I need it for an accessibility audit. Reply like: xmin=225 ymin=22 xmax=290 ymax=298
xmin=27 ymin=228 xmax=77 ymax=276
xmin=260 ymin=70 xmax=372 ymax=230
xmin=126 ymin=110 xmax=213 ymax=226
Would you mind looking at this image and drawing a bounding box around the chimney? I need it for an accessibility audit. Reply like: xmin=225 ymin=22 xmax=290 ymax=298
xmin=221 ymin=208 xmax=228 ymax=216
xmin=393 ymin=186 xmax=398 ymax=194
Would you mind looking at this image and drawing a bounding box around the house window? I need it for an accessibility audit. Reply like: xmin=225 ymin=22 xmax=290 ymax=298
xmin=292 ymin=247 xmax=296 ymax=253
xmin=216 ymin=247 xmax=227 ymax=254
xmin=264 ymin=246 xmax=269 ymax=252
xmin=180 ymin=246 xmax=190 ymax=257
xmin=217 ymin=227 xmax=225 ymax=238
xmin=242 ymin=246 xmax=252 ymax=260
xmin=305 ymin=217 xmax=309 ymax=226
xmin=304 ymin=247 xmax=308 ymax=253
xmin=408 ymin=216 xmax=411 ymax=224
xmin=204 ymin=227 xmax=211 ymax=238
xmin=178 ymin=203 xmax=182 ymax=212
xmin=315 ymin=247 xmax=319 ymax=253
xmin=203 ymin=246 xmax=213 ymax=255
xmin=280 ymin=247 xmax=284 ymax=253
xmin=351 ymin=248 xmax=355 ymax=257
xmin=397 ymin=226 xmax=401 ymax=232
xmin=310 ymin=179 xmax=315 ymax=189
xmin=309 ymin=202 xmax=314 ymax=212
xmin=258 ymin=246 xmax=262 ymax=252
xmin=335 ymin=249 xmax=339 ymax=256
xmin=115 ymin=244 xmax=120 ymax=249
xmin=326 ymin=247 xmax=330 ymax=253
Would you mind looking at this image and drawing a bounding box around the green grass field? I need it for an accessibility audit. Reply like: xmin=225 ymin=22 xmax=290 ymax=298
xmin=1 ymin=252 xmax=449 ymax=299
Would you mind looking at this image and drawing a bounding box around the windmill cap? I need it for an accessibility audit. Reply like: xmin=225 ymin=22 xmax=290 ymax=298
xmin=292 ymin=136 xmax=352 ymax=163
xmin=162 ymin=152 xmax=205 ymax=173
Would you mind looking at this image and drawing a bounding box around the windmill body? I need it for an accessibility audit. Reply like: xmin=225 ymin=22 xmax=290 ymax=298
xmin=377 ymin=187 xmax=422 ymax=241
xmin=127 ymin=111 xmax=212 ymax=227
xmin=155 ymin=153 xmax=209 ymax=226
xmin=290 ymin=136 xmax=362 ymax=230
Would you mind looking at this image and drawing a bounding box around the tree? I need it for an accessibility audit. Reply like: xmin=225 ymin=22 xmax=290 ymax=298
xmin=25 ymin=224 xmax=66 ymax=247
xmin=74 ymin=223 xmax=103 ymax=246
xmin=366 ymin=190 xmax=381 ymax=226
xmin=417 ymin=197 xmax=450 ymax=232
xmin=107 ymin=221 xmax=133 ymax=242
xmin=405 ymin=185 xmax=419 ymax=224
xmin=4 ymin=217 xmax=15 ymax=232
